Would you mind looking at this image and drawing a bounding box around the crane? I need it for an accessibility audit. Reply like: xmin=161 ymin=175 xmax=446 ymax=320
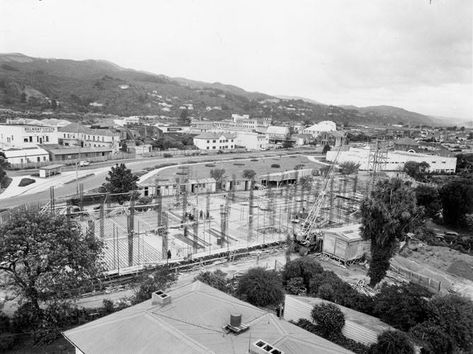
xmin=293 ymin=147 xmax=342 ymax=252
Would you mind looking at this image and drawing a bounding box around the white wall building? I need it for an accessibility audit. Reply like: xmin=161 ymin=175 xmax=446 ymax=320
xmin=266 ymin=126 xmax=290 ymax=140
xmin=59 ymin=123 xmax=120 ymax=152
xmin=234 ymin=131 xmax=268 ymax=150
xmin=326 ymin=147 xmax=457 ymax=173
xmin=2 ymin=146 xmax=50 ymax=165
xmin=193 ymin=132 xmax=236 ymax=151
xmin=0 ymin=124 xmax=59 ymax=149
xmin=303 ymin=121 xmax=337 ymax=137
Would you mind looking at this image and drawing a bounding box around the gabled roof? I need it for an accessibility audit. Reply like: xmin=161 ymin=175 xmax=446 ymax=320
xmin=194 ymin=132 xmax=236 ymax=140
xmin=394 ymin=137 xmax=418 ymax=146
xmin=63 ymin=281 xmax=350 ymax=354
xmin=266 ymin=126 xmax=289 ymax=135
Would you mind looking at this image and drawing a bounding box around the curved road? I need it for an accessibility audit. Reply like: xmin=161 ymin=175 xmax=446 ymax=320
xmin=1 ymin=149 xmax=321 ymax=209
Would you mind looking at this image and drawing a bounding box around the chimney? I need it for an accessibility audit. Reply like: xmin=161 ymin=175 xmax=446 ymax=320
xmin=151 ymin=290 xmax=171 ymax=306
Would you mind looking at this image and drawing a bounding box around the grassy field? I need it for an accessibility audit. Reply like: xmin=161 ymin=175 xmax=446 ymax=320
xmin=143 ymin=155 xmax=325 ymax=182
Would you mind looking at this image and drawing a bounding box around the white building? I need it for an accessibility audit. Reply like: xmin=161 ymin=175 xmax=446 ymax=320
xmin=0 ymin=124 xmax=59 ymax=149
xmin=303 ymin=121 xmax=337 ymax=137
xmin=2 ymin=146 xmax=50 ymax=165
xmin=58 ymin=123 xmax=120 ymax=152
xmin=193 ymin=132 xmax=236 ymax=151
xmin=234 ymin=131 xmax=268 ymax=150
xmin=266 ymin=126 xmax=290 ymax=140
xmin=326 ymin=147 xmax=457 ymax=173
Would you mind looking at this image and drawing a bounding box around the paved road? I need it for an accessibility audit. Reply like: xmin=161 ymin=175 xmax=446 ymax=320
xmin=1 ymin=149 xmax=321 ymax=209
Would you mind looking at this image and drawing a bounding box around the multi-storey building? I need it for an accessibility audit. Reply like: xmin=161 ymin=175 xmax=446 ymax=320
xmin=193 ymin=132 xmax=236 ymax=150
xmin=0 ymin=124 xmax=59 ymax=149
xmin=58 ymin=123 xmax=120 ymax=152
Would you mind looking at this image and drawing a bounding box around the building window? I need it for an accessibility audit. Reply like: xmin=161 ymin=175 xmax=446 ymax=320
xmin=24 ymin=138 xmax=28 ymax=142
xmin=29 ymin=136 xmax=33 ymax=142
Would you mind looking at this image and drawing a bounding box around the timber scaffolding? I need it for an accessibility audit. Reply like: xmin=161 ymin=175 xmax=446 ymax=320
xmin=0 ymin=172 xmax=374 ymax=274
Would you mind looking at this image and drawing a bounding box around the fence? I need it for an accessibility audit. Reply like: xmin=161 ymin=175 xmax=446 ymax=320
xmin=389 ymin=263 xmax=441 ymax=293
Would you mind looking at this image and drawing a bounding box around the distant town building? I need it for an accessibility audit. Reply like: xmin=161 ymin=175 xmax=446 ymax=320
xmin=0 ymin=124 xmax=59 ymax=149
xmin=303 ymin=121 xmax=337 ymax=137
xmin=266 ymin=125 xmax=290 ymax=141
xmin=193 ymin=132 xmax=236 ymax=150
xmin=393 ymin=137 xmax=419 ymax=152
xmin=234 ymin=131 xmax=269 ymax=150
xmin=318 ymin=131 xmax=347 ymax=147
xmin=58 ymin=123 xmax=120 ymax=152
xmin=327 ymin=147 xmax=457 ymax=173
xmin=2 ymin=146 xmax=50 ymax=165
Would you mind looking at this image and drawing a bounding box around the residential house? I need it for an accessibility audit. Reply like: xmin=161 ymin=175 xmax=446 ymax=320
xmin=63 ymin=281 xmax=350 ymax=354
xmin=193 ymin=132 xmax=236 ymax=151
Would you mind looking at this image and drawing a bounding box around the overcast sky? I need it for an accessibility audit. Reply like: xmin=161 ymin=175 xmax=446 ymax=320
xmin=0 ymin=0 xmax=471 ymax=120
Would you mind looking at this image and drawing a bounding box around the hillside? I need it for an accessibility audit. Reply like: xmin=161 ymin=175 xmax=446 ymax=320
xmin=0 ymin=53 xmax=437 ymax=126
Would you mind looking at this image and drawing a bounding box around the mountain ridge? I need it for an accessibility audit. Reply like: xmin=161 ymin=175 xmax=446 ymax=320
xmin=0 ymin=53 xmax=440 ymax=126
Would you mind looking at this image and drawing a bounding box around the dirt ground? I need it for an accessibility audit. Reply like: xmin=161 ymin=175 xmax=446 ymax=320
xmin=396 ymin=243 xmax=473 ymax=299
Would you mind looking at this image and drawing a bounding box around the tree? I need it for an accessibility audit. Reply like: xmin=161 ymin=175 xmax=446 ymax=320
xmin=283 ymin=257 xmax=324 ymax=289
xmin=282 ymin=137 xmax=294 ymax=149
xmin=410 ymin=322 xmax=453 ymax=354
xmin=0 ymin=208 xmax=103 ymax=314
xmin=372 ymin=283 xmax=432 ymax=331
xmin=369 ymin=331 xmax=415 ymax=354
xmin=360 ymin=178 xmax=424 ymax=286
xmin=403 ymin=161 xmax=429 ymax=181
xmin=439 ymin=179 xmax=473 ymax=227
xmin=242 ymin=169 xmax=256 ymax=180
xmin=426 ymin=294 xmax=473 ymax=353
xmin=236 ymin=267 xmax=284 ymax=307
xmin=120 ymin=141 xmax=128 ymax=152
xmin=339 ymin=161 xmax=360 ymax=175
xmin=132 ymin=265 xmax=178 ymax=304
xmin=0 ymin=152 xmax=9 ymax=188
xmin=195 ymin=270 xmax=229 ymax=292
xmin=102 ymin=163 xmax=139 ymax=204
xmin=210 ymin=168 xmax=226 ymax=190
xmin=322 ymin=144 xmax=331 ymax=154
xmin=311 ymin=303 xmax=345 ymax=337
xmin=179 ymin=108 xmax=191 ymax=126
xmin=415 ymin=185 xmax=441 ymax=219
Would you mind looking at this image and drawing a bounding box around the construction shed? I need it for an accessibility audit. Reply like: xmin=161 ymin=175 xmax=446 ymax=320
xmin=38 ymin=164 xmax=63 ymax=178
xmin=321 ymin=224 xmax=370 ymax=263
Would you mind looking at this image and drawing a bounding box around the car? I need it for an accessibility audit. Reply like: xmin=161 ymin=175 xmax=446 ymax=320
xmin=78 ymin=160 xmax=90 ymax=167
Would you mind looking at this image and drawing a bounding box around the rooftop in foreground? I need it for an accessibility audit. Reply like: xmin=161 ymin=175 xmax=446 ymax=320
xmin=63 ymin=281 xmax=351 ymax=354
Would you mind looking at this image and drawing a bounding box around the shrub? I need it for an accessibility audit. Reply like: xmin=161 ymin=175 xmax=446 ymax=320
xmin=236 ymin=268 xmax=284 ymax=307
xmin=372 ymin=283 xmax=432 ymax=331
xmin=271 ymin=164 xmax=280 ymax=168
xmin=205 ymin=164 xmax=216 ymax=167
xmin=18 ymin=177 xmax=36 ymax=187
xmin=311 ymin=303 xmax=345 ymax=336
xmin=286 ymin=277 xmax=305 ymax=295
xmin=426 ymin=294 xmax=473 ymax=353
xmin=282 ymin=257 xmax=324 ymax=289
xmin=369 ymin=330 xmax=415 ymax=354
xmin=132 ymin=265 xmax=178 ymax=304
xmin=163 ymin=153 xmax=172 ymax=158
xmin=102 ymin=299 xmax=115 ymax=314
xmin=410 ymin=322 xmax=452 ymax=354
xmin=317 ymin=283 xmax=335 ymax=301
xmin=196 ymin=270 xmax=229 ymax=292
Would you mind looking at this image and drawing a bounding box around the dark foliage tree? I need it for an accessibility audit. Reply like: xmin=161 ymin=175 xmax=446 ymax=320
xmin=179 ymin=108 xmax=191 ymax=126
xmin=210 ymin=168 xmax=226 ymax=190
xmin=102 ymin=163 xmax=139 ymax=204
xmin=360 ymin=178 xmax=424 ymax=286
xmin=414 ymin=185 xmax=441 ymax=219
xmin=339 ymin=161 xmax=360 ymax=175
xmin=282 ymin=257 xmax=324 ymax=289
xmin=196 ymin=270 xmax=229 ymax=292
xmin=369 ymin=331 xmax=415 ymax=354
xmin=132 ymin=265 xmax=177 ymax=304
xmin=439 ymin=179 xmax=473 ymax=227
xmin=426 ymin=294 xmax=473 ymax=353
xmin=311 ymin=303 xmax=345 ymax=337
xmin=322 ymin=144 xmax=331 ymax=154
xmin=372 ymin=283 xmax=433 ymax=331
xmin=282 ymin=137 xmax=294 ymax=149
xmin=242 ymin=169 xmax=256 ymax=180
xmin=403 ymin=161 xmax=430 ymax=181
xmin=410 ymin=322 xmax=453 ymax=354
xmin=0 ymin=151 xmax=10 ymax=188
xmin=236 ymin=267 xmax=284 ymax=307
xmin=0 ymin=208 xmax=103 ymax=314
xmin=120 ymin=141 xmax=128 ymax=152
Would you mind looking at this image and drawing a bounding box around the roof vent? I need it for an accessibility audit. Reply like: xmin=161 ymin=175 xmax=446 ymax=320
xmin=151 ymin=290 xmax=171 ymax=306
xmin=250 ymin=339 xmax=285 ymax=354
xmin=224 ymin=313 xmax=249 ymax=334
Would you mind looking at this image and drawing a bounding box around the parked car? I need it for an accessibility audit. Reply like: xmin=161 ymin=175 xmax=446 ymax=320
xmin=78 ymin=160 xmax=90 ymax=167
